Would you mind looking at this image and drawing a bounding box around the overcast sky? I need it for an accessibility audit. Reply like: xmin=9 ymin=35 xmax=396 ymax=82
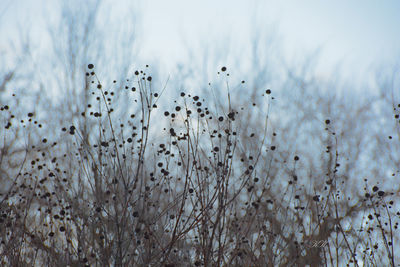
xmin=1 ymin=0 xmax=399 ymax=85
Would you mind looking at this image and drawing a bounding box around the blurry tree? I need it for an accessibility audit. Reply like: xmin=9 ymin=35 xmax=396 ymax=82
xmin=42 ymin=0 xmax=141 ymax=146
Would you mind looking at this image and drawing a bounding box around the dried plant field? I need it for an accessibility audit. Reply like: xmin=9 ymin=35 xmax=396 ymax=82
xmin=1 ymin=62 xmax=399 ymax=266
xmin=1 ymin=2 xmax=400 ymax=266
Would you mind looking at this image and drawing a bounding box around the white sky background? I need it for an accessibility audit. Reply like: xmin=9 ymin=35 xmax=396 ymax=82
xmin=138 ymin=0 xmax=400 ymax=84
xmin=1 ymin=0 xmax=399 ymax=86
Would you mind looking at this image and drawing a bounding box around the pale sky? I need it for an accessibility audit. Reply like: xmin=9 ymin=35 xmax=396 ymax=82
xmin=139 ymin=0 xmax=400 ymax=82
xmin=1 ymin=0 xmax=399 ymax=84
